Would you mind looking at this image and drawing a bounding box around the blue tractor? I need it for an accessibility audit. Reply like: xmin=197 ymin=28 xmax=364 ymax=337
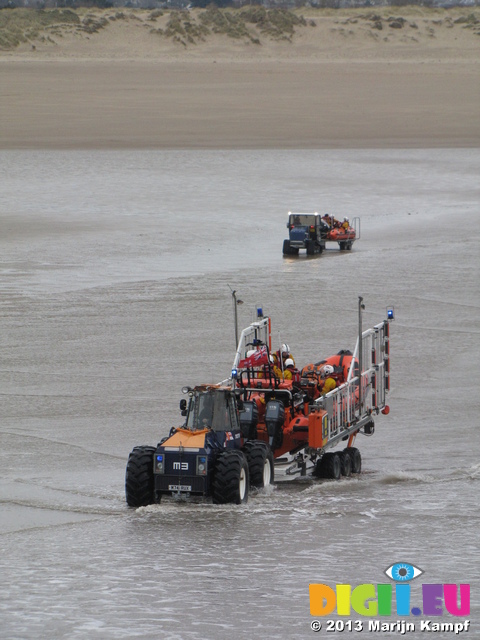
xmin=125 ymin=385 xmax=274 ymax=506
xmin=283 ymin=212 xmax=329 ymax=256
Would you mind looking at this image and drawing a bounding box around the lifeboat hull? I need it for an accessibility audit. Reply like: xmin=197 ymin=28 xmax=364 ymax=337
xmin=325 ymin=227 xmax=356 ymax=242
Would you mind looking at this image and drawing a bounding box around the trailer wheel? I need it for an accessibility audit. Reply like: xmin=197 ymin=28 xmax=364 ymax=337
xmin=314 ymin=452 xmax=341 ymax=480
xmin=244 ymin=441 xmax=274 ymax=488
xmin=339 ymin=241 xmax=346 ymax=250
xmin=213 ymin=450 xmax=249 ymax=505
xmin=338 ymin=451 xmax=352 ymax=477
xmin=345 ymin=447 xmax=361 ymax=473
xmin=325 ymin=453 xmax=341 ymax=479
xmin=125 ymin=446 xmax=156 ymax=507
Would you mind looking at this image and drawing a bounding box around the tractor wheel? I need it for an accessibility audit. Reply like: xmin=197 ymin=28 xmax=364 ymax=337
xmin=283 ymin=239 xmax=292 ymax=256
xmin=125 ymin=446 xmax=156 ymax=507
xmin=212 ymin=450 xmax=249 ymax=505
xmin=314 ymin=452 xmax=341 ymax=480
xmin=244 ymin=441 xmax=274 ymax=488
xmin=344 ymin=447 xmax=362 ymax=473
xmin=338 ymin=451 xmax=352 ymax=477
xmin=306 ymin=240 xmax=315 ymax=256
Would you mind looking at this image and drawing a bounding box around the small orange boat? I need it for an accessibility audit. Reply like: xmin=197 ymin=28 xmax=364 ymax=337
xmin=304 ymin=350 xmax=359 ymax=386
xmin=322 ymin=215 xmax=358 ymax=250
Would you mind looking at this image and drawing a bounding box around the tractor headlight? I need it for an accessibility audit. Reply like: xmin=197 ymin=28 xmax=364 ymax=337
xmin=155 ymin=454 xmax=165 ymax=474
xmin=196 ymin=456 xmax=207 ymax=476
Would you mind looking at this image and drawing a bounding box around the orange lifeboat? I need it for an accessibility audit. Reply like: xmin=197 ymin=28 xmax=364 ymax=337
xmin=302 ymin=351 xmax=358 ymax=386
xmin=321 ymin=215 xmax=357 ymax=249
xmin=326 ymin=226 xmax=356 ymax=242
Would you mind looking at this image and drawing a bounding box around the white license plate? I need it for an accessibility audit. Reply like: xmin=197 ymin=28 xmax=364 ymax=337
xmin=168 ymin=484 xmax=192 ymax=492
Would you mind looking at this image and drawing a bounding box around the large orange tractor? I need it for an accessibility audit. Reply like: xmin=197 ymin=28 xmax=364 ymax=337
xmin=125 ymin=298 xmax=393 ymax=507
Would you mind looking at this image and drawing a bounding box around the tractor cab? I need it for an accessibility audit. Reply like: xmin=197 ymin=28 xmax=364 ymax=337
xmin=181 ymin=386 xmax=242 ymax=434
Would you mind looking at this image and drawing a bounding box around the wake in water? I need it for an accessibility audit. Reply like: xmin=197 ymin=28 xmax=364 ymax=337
xmin=378 ymin=464 xmax=480 ymax=485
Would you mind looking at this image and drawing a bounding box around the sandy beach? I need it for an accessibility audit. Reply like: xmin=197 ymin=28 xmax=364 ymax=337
xmin=1 ymin=6 xmax=479 ymax=148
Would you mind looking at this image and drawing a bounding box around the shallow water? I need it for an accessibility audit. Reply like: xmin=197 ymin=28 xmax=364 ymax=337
xmin=1 ymin=149 xmax=479 ymax=639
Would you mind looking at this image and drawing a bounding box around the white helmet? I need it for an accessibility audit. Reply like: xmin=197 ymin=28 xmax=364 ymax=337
xmin=281 ymin=343 xmax=290 ymax=354
xmin=343 ymin=217 xmax=349 ymax=222
xmin=285 ymin=358 xmax=294 ymax=368
xmin=322 ymin=365 xmax=334 ymax=377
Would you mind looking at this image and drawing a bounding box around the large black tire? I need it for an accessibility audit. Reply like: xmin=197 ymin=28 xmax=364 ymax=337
xmin=314 ymin=452 xmax=341 ymax=480
xmin=212 ymin=450 xmax=249 ymax=504
xmin=306 ymin=239 xmax=315 ymax=256
xmin=344 ymin=447 xmax=362 ymax=473
xmin=338 ymin=450 xmax=352 ymax=477
xmin=244 ymin=441 xmax=274 ymax=488
xmin=125 ymin=446 xmax=156 ymax=507
xmin=339 ymin=241 xmax=346 ymax=251
xmin=283 ymin=239 xmax=299 ymax=256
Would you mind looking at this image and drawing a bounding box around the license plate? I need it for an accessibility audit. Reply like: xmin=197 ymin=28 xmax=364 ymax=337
xmin=168 ymin=484 xmax=191 ymax=492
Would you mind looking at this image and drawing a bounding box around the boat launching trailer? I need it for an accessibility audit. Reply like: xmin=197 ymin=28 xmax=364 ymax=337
xmin=125 ymin=298 xmax=393 ymax=506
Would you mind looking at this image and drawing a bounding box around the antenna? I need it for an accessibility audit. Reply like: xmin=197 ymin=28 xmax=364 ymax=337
xmin=358 ymin=296 xmax=365 ymax=412
xmin=228 ymin=285 xmax=243 ymax=348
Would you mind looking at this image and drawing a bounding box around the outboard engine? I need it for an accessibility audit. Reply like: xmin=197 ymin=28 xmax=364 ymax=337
xmin=265 ymin=400 xmax=285 ymax=450
xmin=239 ymin=401 xmax=259 ymax=440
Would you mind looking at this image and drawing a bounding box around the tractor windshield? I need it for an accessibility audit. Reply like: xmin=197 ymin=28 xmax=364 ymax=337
xmin=289 ymin=214 xmax=317 ymax=228
xmin=186 ymin=390 xmax=238 ymax=432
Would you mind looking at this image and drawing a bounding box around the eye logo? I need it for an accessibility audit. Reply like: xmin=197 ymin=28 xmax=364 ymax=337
xmin=385 ymin=562 xmax=423 ymax=582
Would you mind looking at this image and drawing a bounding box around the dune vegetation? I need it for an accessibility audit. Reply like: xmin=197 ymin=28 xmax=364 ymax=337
xmin=1 ymin=5 xmax=479 ymax=51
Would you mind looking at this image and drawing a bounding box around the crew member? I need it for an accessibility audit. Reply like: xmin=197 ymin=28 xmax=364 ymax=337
xmin=259 ymin=355 xmax=283 ymax=381
xmin=319 ymin=364 xmax=336 ymax=396
xmin=271 ymin=356 xmax=284 ymax=381
xmin=283 ymin=358 xmax=300 ymax=384
xmin=275 ymin=343 xmax=295 ymax=368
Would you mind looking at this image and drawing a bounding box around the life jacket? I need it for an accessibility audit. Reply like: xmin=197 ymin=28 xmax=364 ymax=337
xmin=284 ymin=367 xmax=300 ymax=384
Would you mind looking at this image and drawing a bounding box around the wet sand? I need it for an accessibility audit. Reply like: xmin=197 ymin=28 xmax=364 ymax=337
xmin=2 ymin=59 xmax=479 ymax=149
